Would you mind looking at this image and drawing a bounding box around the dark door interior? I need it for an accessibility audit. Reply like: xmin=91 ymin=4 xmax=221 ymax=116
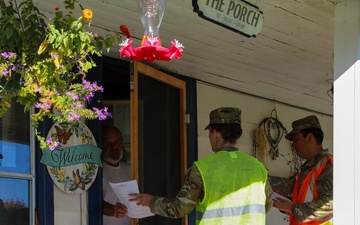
xmin=102 ymin=58 xmax=184 ymax=225
xmin=137 ymin=73 xmax=181 ymax=225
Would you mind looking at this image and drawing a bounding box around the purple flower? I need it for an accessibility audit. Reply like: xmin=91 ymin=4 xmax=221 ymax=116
xmin=35 ymin=102 xmax=51 ymax=109
xmin=1 ymin=70 xmax=9 ymax=77
xmin=46 ymin=138 xmax=60 ymax=151
xmin=72 ymin=94 xmax=79 ymax=101
xmin=82 ymin=79 xmax=94 ymax=91
xmin=86 ymin=92 xmax=95 ymax=101
xmin=93 ymin=107 xmax=112 ymax=120
xmin=49 ymin=142 xmax=61 ymax=151
xmin=44 ymin=103 xmax=51 ymax=109
xmin=1 ymin=52 xmax=15 ymax=59
xmin=68 ymin=111 xmax=80 ymax=121
xmin=46 ymin=138 xmax=53 ymax=145
xmin=35 ymin=103 xmax=42 ymax=109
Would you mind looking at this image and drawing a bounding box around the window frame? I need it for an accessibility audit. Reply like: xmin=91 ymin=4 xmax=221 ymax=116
xmin=0 ymin=107 xmax=36 ymax=225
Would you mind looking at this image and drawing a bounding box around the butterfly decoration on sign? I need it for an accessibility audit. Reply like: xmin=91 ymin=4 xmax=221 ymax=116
xmin=73 ymin=169 xmax=85 ymax=190
xmin=54 ymin=125 xmax=73 ymax=145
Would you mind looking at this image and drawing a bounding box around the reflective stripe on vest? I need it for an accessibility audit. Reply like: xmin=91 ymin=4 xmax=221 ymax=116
xmin=196 ymin=203 xmax=265 ymax=220
xmin=304 ymin=156 xmax=331 ymax=202
xmin=290 ymin=155 xmax=333 ymax=225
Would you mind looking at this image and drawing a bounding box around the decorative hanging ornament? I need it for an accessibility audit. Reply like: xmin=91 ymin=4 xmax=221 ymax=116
xmin=255 ymin=108 xmax=288 ymax=160
xmin=119 ymin=0 xmax=184 ymax=62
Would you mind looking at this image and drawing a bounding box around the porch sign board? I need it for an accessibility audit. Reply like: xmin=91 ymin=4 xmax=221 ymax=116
xmin=192 ymin=0 xmax=264 ymax=37
xmin=40 ymin=121 xmax=102 ymax=194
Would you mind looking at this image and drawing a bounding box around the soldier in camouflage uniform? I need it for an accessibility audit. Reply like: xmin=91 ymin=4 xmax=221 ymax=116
xmin=129 ymin=107 xmax=273 ymax=224
xmin=273 ymin=115 xmax=333 ymax=225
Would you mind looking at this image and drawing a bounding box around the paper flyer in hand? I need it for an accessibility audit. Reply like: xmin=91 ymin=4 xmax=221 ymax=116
xmin=110 ymin=180 xmax=154 ymax=219
xmin=271 ymin=192 xmax=292 ymax=203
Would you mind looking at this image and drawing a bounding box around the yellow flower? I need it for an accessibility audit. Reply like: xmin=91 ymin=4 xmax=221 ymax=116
xmin=82 ymin=9 xmax=93 ymax=21
xmin=81 ymin=134 xmax=87 ymax=143
xmin=58 ymin=169 xmax=65 ymax=182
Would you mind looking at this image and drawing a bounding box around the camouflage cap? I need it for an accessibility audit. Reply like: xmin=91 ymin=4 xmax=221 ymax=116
xmin=285 ymin=115 xmax=322 ymax=140
xmin=204 ymin=107 xmax=241 ymax=130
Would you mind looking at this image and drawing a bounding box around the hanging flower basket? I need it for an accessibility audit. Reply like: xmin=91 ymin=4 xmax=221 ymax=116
xmin=0 ymin=0 xmax=122 ymax=149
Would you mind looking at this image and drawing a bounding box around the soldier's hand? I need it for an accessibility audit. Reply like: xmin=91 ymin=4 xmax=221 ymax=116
xmin=273 ymin=198 xmax=293 ymax=214
xmin=129 ymin=193 xmax=154 ymax=207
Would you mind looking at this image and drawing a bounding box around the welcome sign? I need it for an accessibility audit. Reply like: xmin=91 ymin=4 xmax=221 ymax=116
xmin=41 ymin=121 xmax=102 ymax=194
xmin=192 ymin=0 xmax=264 ymax=37
xmin=41 ymin=144 xmax=102 ymax=167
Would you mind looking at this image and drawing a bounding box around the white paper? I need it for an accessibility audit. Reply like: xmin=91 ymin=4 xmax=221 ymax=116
xmin=271 ymin=192 xmax=292 ymax=203
xmin=109 ymin=180 xmax=154 ymax=219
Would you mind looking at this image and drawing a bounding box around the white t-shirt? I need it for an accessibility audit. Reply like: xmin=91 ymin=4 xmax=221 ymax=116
xmin=103 ymin=161 xmax=131 ymax=225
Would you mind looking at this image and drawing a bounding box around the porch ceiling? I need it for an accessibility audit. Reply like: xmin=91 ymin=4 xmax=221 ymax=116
xmin=35 ymin=0 xmax=335 ymax=115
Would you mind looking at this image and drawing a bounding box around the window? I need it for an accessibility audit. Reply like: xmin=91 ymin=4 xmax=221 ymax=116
xmin=0 ymin=101 xmax=35 ymax=225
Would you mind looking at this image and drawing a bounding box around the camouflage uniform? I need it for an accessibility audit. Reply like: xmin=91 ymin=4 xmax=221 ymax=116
xmin=150 ymin=107 xmax=273 ymax=219
xmin=150 ymin=147 xmax=274 ymax=218
xmin=291 ymin=150 xmax=333 ymax=222
xmin=285 ymin=115 xmax=333 ymax=223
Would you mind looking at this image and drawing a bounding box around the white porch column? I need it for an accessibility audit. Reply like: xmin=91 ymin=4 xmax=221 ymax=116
xmin=333 ymin=0 xmax=360 ymax=224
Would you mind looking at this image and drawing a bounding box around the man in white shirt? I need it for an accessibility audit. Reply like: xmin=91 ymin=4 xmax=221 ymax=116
xmin=102 ymin=125 xmax=131 ymax=225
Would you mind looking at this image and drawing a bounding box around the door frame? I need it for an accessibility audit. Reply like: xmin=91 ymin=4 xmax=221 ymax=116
xmin=130 ymin=61 xmax=188 ymax=225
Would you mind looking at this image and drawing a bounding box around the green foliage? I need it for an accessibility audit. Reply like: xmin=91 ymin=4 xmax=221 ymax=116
xmin=0 ymin=0 xmax=122 ymax=149
xmin=0 ymin=0 xmax=47 ymax=64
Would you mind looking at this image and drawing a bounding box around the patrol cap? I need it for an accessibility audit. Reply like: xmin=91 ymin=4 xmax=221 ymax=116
xmin=285 ymin=115 xmax=322 ymax=140
xmin=204 ymin=107 xmax=241 ymax=130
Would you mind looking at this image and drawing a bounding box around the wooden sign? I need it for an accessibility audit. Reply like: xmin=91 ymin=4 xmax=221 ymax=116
xmin=192 ymin=0 xmax=264 ymax=37
xmin=41 ymin=121 xmax=102 ymax=194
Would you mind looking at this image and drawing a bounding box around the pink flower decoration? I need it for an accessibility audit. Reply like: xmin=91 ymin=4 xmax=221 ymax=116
xmin=119 ymin=36 xmax=184 ymax=62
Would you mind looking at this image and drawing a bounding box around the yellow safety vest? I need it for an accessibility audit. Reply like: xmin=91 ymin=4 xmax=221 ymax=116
xmin=195 ymin=150 xmax=267 ymax=225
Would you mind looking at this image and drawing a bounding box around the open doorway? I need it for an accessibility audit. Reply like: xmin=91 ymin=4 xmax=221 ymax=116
xmin=101 ymin=58 xmax=188 ymax=225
